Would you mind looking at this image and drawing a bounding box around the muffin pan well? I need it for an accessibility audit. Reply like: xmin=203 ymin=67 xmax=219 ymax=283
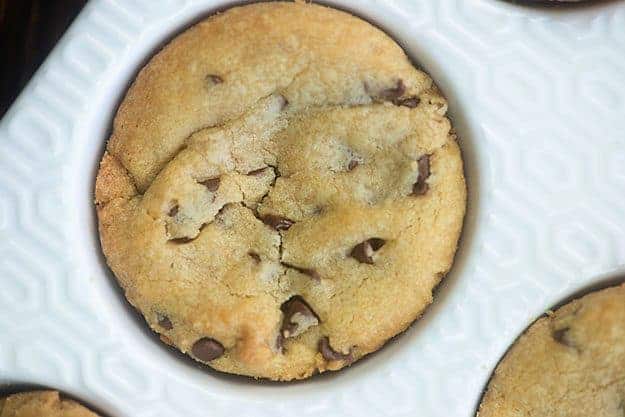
xmin=476 ymin=274 xmax=625 ymax=415
xmin=0 ymin=0 xmax=624 ymax=416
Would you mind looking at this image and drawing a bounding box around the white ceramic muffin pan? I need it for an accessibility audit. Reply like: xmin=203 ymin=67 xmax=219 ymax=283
xmin=1 ymin=0 xmax=624 ymax=416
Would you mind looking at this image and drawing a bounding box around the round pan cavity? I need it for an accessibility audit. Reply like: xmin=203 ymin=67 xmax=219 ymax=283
xmin=90 ymin=0 xmax=464 ymax=382
xmin=475 ymin=272 xmax=625 ymax=416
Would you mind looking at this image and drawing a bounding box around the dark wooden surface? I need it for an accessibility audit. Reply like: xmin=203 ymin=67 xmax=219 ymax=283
xmin=0 ymin=0 xmax=86 ymax=117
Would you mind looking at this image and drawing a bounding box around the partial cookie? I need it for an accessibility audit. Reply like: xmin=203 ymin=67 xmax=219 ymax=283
xmin=478 ymin=284 xmax=625 ymax=417
xmin=0 ymin=391 xmax=99 ymax=417
xmin=96 ymin=1 xmax=466 ymax=380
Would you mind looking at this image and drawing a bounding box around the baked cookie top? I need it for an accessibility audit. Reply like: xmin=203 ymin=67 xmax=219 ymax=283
xmin=478 ymin=284 xmax=625 ymax=417
xmin=0 ymin=391 xmax=98 ymax=417
xmin=95 ymin=1 xmax=466 ymax=380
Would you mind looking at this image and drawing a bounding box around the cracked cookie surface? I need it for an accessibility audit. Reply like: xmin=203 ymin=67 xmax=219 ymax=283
xmin=95 ymin=1 xmax=466 ymax=380
xmin=478 ymin=284 xmax=625 ymax=417
xmin=0 ymin=392 xmax=98 ymax=417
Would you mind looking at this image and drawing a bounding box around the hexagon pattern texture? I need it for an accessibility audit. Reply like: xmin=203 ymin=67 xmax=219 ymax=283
xmin=1 ymin=1 xmax=624 ymax=416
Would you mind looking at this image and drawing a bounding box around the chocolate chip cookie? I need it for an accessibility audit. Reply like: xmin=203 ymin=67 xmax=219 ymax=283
xmin=95 ymin=1 xmax=466 ymax=380
xmin=0 ymin=391 xmax=98 ymax=417
xmin=478 ymin=283 xmax=625 ymax=416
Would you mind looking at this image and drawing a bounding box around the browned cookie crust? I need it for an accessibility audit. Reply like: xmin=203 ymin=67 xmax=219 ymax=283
xmin=478 ymin=284 xmax=625 ymax=416
xmin=0 ymin=391 xmax=98 ymax=417
xmin=95 ymin=1 xmax=466 ymax=380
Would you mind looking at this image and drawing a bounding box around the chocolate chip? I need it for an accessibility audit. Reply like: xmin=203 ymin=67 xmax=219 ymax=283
xmin=191 ymin=337 xmax=225 ymax=362
xmin=169 ymin=236 xmax=194 ymax=244
xmin=350 ymin=238 xmax=386 ymax=264
xmin=280 ymin=296 xmax=319 ymax=338
xmin=157 ymin=314 xmax=173 ymax=330
xmin=247 ymin=167 xmax=267 ymax=176
xmin=206 ymin=74 xmax=223 ymax=85
xmin=378 ymin=79 xmax=406 ymax=101
xmin=168 ymin=202 xmax=179 ymax=217
xmin=281 ymin=262 xmax=320 ymax=280
xmin=261 ymin=214 xmax=294 ymax=231
xmin=319 ymin=337 xmax=353 ymax=362
xmin=201 ymin=177 xmax=220 ymax=192
xmin=412 ymin=154 xmax=431 ymax=196
xmin=275 ymin=333 xmax=285 ymax=353
xmin=279 ymin=94 xmax=289 ymax=110
xmin=395 ymin=96 xmax=420 ymax=108
xmin=369 ymin=238 xmax=386 ymax=250
xmin=347 ymin=159 xmax=359 ymax=171
xmin=552 ymin=327 xmax=575 ymax=348
xmin=248 ymin=251 xmax=261 ymax=263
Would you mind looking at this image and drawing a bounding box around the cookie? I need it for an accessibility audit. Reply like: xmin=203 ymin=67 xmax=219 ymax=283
xmin=0 ymin=391 xmax=98 ymax=417
xmin=478 ymin=284 xmax=625 ymax=416
xmin=95 ymin=1 xmax=466 ymax=380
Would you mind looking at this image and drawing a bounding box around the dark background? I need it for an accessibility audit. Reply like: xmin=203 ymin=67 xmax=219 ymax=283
xmin=0 ymin=0 xmax=86 ymax=117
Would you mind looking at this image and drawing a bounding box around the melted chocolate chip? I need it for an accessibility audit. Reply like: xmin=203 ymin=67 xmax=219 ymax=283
xmin=281 ymin=262 xmax=320 ymax=280
xmin=201 ymin=177 xmax=220 ymax=192
xmin=261 ymin=214 xmax=294 ymax=231
xmin=275 ymin=333 xmax=285 ymax=353
xmin=350 ymin=238 xmax=386 ymax=264
xmin=412 ymin=154 xmax=431 ymax=196
xmin=248 ymin=251 xmax=261 ymax=263
xmin=191 ymin=337 xmax=225 ymax=362
xmin=168 ymin=203 xmax=179 ymax=217
xmin=347 ymin=159 xmax=359 ymax=171
xmin=279 ymin=95 xmax=289 ymax=110
xmin=395 ymin=96 xmax=420 ymax=108
xmin=280 ymin=296 xmax=319 ymax=338
xmin=369 ymin=238 xmax=386 ymax=250
xmin=206 ymin=74 xmax=223 ymax=85
xmin=378 ymin=79 xmax=406 ymax=101
xmin=157 ymin=314 xmax=173 ymax=330
xmin=552 ymin=327 xmax=575 ymax=348
xmin=319 ymin=337 xmax=353 ymax=362
xmin=169 ymin=236 xmax=194 ymax=244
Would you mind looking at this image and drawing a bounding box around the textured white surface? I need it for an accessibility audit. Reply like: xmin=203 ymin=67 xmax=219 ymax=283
xmin=1 ymin=0 xmax=625 ymax=416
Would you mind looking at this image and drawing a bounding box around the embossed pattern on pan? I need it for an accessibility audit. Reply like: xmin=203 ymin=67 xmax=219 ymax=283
xmin=0 ymin=0 xmax=624 ymax=416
